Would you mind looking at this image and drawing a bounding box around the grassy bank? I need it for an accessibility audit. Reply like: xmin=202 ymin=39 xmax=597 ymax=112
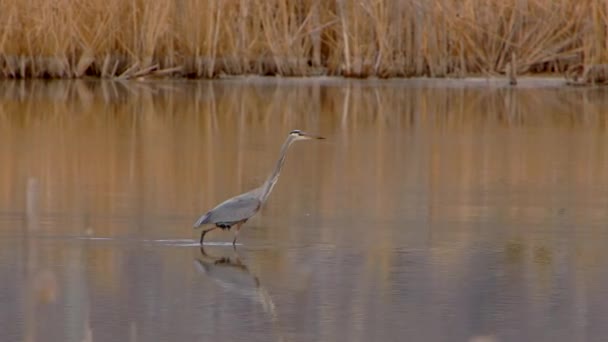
xmin=0 ymin=0 xmax=607 ymax=81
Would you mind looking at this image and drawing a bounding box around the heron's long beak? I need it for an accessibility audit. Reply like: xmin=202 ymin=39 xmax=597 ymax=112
xmin=302 ymin=132 xmax=325 ymax=140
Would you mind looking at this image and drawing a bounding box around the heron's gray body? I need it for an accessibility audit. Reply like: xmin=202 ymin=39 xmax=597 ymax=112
xmin=194 ymin=190 xmax=262 ymax=228
xmin=193 ymin=130 xmax=324 ymax=245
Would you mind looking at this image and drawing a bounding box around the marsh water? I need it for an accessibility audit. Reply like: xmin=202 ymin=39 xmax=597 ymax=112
xmin=1 ymin=78 xmax=608 ymax=341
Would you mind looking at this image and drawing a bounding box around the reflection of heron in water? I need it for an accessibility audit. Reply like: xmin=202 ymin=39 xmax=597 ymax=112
xmin=193 ymin=130 xmax=324 ymax=246
xmin=194 ymin=247 xmax=277 ymax=318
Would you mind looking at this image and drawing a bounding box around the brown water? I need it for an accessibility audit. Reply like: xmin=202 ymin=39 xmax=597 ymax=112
xmin=1 ymin=79 xmax=608 ymax=341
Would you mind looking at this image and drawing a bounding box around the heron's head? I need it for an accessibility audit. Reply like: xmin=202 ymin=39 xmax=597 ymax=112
xmin=289 ymin=129 xmax=325 ymax=141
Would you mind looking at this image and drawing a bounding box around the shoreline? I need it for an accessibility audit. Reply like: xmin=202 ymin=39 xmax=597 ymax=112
xmin=208 ymin=75 xmax=573 ymax=88
xmin=0 ymin=75 xmax=580 ymax=89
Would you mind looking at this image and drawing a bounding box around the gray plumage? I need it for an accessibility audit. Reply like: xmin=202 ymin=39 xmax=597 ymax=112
xmin=194 ymin=191 xmax=262 ymax=227
xmin=193 ymin=130 xmax=324 ymax=245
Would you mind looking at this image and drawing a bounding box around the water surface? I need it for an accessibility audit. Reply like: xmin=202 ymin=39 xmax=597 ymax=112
xmin=1 ymin=79 xmax=608 ymax=341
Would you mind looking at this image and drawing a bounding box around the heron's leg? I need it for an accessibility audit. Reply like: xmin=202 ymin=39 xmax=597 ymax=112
xmin=232 ymin=222 xmax=244 ymax=247
xmin=200 ymin=227 xmax=217 ymax=245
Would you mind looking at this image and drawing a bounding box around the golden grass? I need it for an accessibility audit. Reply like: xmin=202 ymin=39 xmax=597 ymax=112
xmin=0 ymin=0 xmax=606 ymax=80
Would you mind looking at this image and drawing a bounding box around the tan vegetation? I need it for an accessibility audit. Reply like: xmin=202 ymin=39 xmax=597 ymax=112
xmin=0 ymin=0 xmax=607 ymax=80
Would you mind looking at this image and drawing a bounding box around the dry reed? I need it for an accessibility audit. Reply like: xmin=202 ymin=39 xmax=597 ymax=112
xmin=0 ymin=0 xmax=606 ymax=80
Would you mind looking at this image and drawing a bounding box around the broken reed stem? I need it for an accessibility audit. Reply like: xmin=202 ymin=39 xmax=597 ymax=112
xmin=0 ymin=0 xmax=605 ymax=80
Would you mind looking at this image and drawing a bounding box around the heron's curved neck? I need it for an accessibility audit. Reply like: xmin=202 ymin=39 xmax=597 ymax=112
xmin=260 ymin=136 xmax=296 ymax=202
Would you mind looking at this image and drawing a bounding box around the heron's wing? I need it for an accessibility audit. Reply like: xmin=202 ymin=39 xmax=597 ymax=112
xmin=195 ymin=192 xmax=262 ymax=227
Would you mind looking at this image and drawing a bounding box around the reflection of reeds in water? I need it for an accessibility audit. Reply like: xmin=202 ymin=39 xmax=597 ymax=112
xmin=0 ymin=80 xmax=607 ymax=233
xmin=0 ymin=1 xmax=607 ymax=79
xmin=1 ymin=80 xmax=608 ymax=286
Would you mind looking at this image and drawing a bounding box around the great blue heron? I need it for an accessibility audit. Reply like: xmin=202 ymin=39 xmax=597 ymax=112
xmin=193 ymin=130 xmax=324 ymax=245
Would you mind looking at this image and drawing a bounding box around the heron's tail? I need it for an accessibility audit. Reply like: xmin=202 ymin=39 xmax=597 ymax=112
xmin=193 ymin=213 xmax=210 ymax=228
